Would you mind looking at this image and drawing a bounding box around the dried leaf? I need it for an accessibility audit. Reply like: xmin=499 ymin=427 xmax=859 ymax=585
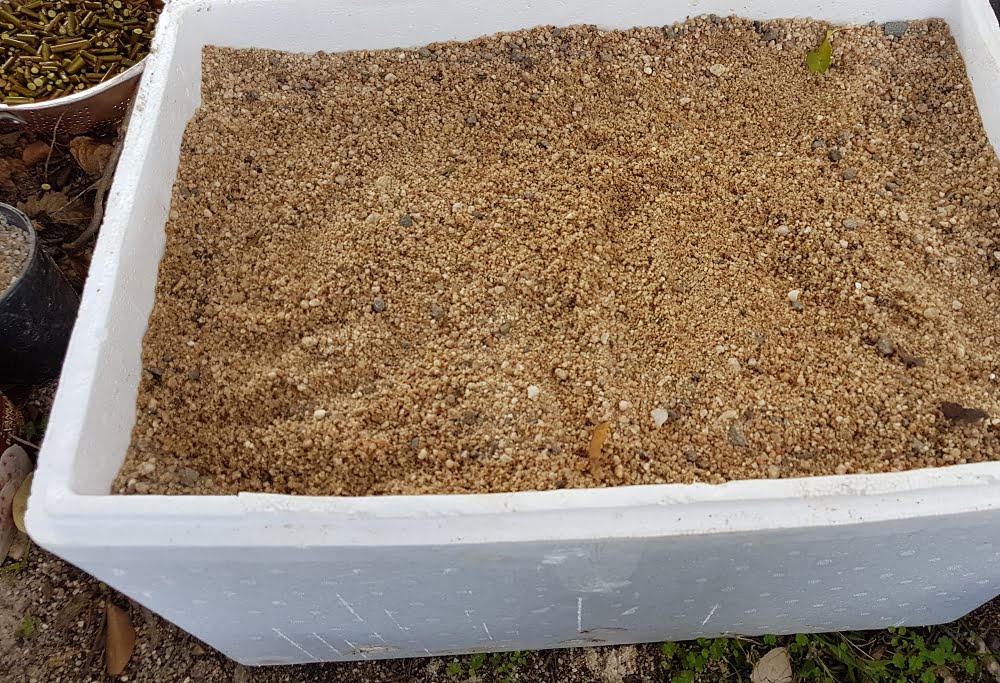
xmin=587 ymin=421 xmax=611 ymax=479
xmin=21 ymin=141 xmax=51 ymax=166
xmin=752 ymin=647 xmax=793 ymax=683
xmin=105 ymin=601 xmax=136 ymax=676
xmin=141 ymin=607 xmax=160 ymax=651
xmin=54 ymin=591 xmax=95 ymax=630
xmin=0 ymin=480 xmax=16 ymax=563
xmin=0 ymin=445 xmax=31 ymax=490
xmin=13 ymin=471 xmax=32 ymax=534
xmin=7 ymin=531 xmax=29 ymax=561
xmin=70 ymin=136 xmax=114 ymax=176
xmin=940 ymin=401 xmax=989 ymax=425
xmin=0 ymin=158 xmax=25 ymax=190
xmin=897 ymin=346 xmax=926 ymax=369
xmin=806 ymin=30 xmax=835 ymax=74
xmin=17 ymin=191 xmax=91 ymax=225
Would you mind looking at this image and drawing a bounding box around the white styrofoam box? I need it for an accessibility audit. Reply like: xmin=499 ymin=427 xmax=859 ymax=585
xmin=26 ymin=0 xmax=1000 ymax=666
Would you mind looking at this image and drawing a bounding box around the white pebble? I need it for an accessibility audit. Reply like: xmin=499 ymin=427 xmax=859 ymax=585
xmin=651 ymin=408 xmax=671 ymax=428
xmin=923 ymin=306 xmax=941 ymax=319
xmin=727 ymin=357 xmax=742 ymax=373
xmin=679 ymin=96 xmax=692 ymax=106
xmin=709 ymin=63 xmax=727 ymax=76
xmin=619 ymin=400 xmax=632 ymax=411
xmin=527 ymin=385 xmax=540 ymax=400
xmin=776 ymin=226 xmax=790 ymax=236
xmin=313 ymin=409 xmax=327 ymax=419
xmin=787 ymin=289 xmax=801 ymax=303
xmin=951 ymin=299 xmax=962 ymax=311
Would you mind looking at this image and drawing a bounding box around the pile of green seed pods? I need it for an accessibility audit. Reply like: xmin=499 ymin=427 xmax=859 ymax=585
xmin=0 ymin=0 xmax=161 ymax=104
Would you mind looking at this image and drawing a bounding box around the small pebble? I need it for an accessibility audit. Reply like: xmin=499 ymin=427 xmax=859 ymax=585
xmin=499 ymin=321 xmax=512 ymax=335
xmin=728 ymin=424 xmax=748 ymax=448
xmin=811 ymin=139 xmax=824 ymax=149
xmin=313 ymin=409 xmax=327 ymax=419
xmin=554 ymin=368 xmax=569 ymax=380
xmin=877 ymin=337 xmax=895 ymax=356
xmin=885 ymin=181 xmax=899 ymax=191
xmin=527 ymin=385 xmax=540 ymax=400
xmin=371 ymin=297 xmax=386 ymax=313
xmin=951 ymin=299 xmax=962 ymax=311
xmin=840 ymin=168 xmax=858 ymax=180
xmin=619 ymin=399 xmax=632 ymax=411
xmin=708 ymin=63 xmax=727 ymax=76
xmin=792 ymin=300 xmax=805 ymax=313
xmin=431 ymin=303 xmax=446 ymax=320
xmin=923 ymin=306 xmax=941 ymax=319
xmin=884 ymin=21 xmax=909 ymax=38
xmin=178 ymin=467 xmax=201 ymax=486
xmin=787 ymin=289 xmax=801 ymax=303
xmin=776 ymin=225 xmax=790 ymax=237
xmin=651 ymin=408 xmax=671 ymax=428
xmin=726 ymin=357 xmax=742 ymax=373
xmin=399 ymin=214 xmax=414 ymax=228
xmin=842 ymin=218 xmax=858 ymax=230
xmin=828 ymin=149 xmax=843 ymax=162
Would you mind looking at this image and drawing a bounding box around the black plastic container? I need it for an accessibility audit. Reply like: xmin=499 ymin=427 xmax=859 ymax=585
xmin=0 ymin=203 xmax=80 ymax=385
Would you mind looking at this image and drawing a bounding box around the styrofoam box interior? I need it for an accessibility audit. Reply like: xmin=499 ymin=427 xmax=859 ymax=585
xmin=27 ymin=0 xmax=1000 ymax=666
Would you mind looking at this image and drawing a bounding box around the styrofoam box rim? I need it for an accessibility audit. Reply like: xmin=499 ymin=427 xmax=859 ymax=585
xmin=27 ymin=0 xmax=1000 ymax=551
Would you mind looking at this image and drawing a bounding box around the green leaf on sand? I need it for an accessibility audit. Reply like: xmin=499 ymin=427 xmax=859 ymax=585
xmin=806 ymin=29 xmax=836 ymax=74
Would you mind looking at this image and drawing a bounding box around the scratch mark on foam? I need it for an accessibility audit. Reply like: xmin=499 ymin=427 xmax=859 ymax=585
xmin=577 ymin=597 xmax=584 ymax=633
xmin=384 ymin=609 xmax=410 ymax=632
xmin=311 ymin=632 xmax=344 ymax=657
xmin=424 ymin=648 xmax=433 ymax=656
xmin=336 ymin=594 xmax=366 ymax=623
xmin=701 ymin=604 xmax=720 ymax=627
xmin=621 ymin=606 xmax=638 ymax=616
xmin=343 ymin=639 xmax=369 ymax=659
xmin=371 ymin=631 xmax=387 ymax=644
xmin=272 ymin=628 xmax=319 ymax=661
xmin=482 ymin=622 xmax=494 ymax=641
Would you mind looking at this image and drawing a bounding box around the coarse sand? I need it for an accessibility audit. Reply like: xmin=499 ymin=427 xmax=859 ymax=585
xmin=0 ymin=216 xmax=30 ymax=295
xmin=116 ymin=16 xmax=1000 ymax=497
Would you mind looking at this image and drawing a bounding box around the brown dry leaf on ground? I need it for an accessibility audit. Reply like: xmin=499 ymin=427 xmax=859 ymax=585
xmin=587 ymin=421 xmax=611 ymax=480
xmin=12 ymin=472 xmax=31 ymax=534
xmin=105 ymin=601 xmax=135 ymax=676
xmin=0 ymin=157 xmax=25 ymax=190
xmin=940 ymin=401 xmax=989 ymax=425
xmin=751 ymin=647 xmax=793 ymax=683
xmin=17 ymin=191 xmax=91 ymax=226
xmin=20 ymin=142 xmax=51 ymax=167
xmin=69 ymin=137 xmax=114 ymax=177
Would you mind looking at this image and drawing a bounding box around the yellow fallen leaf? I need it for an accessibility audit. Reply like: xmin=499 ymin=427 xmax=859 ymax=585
xmin=105 ymin=601 xmax=136 ymax=676
xmin=752 ymin=647 xmax=793 ymax=683
xmin=17 ymin=192 xmax=91 ymax=225
xmin=70 ymin=136 xmax=114 ymax=176
xmin=587 ymin=421 xmax=611 ymax=479
xmin=13 ymin=471 xmax=31 ymax=534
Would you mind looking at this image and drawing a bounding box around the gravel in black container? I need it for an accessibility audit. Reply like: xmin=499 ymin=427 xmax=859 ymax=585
xmin=0 ymin=203 xmax=80 ymax=385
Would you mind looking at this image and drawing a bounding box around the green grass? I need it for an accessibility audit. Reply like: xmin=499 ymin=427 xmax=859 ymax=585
xmin=445 ymin=650 xmax=534 ymax=682
xmin=438 ymin=622 xmax=997 ymax=683
xmin=659 ymin=627 xmax=986 ymax=683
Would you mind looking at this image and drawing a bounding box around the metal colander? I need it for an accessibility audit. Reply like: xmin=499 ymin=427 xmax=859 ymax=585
xmin=0 ymin=59 xmax=145 ymax=135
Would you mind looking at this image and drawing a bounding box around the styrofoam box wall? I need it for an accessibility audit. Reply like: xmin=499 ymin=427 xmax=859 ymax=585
xmin=26 ymin=0 xmax=1000 ymax=666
